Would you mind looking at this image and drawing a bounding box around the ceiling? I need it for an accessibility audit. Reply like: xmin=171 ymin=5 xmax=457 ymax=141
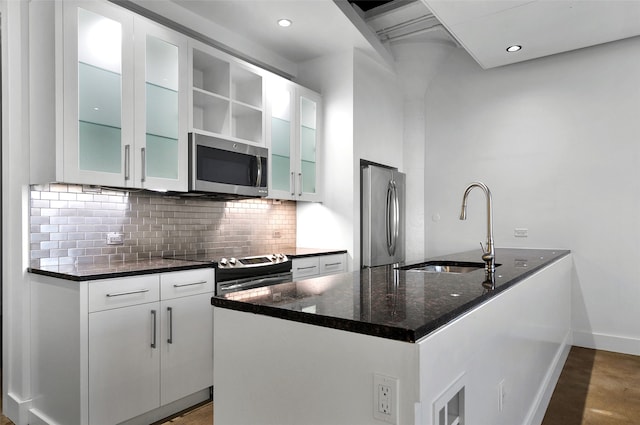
xmin=167 ymin=0 xmax=640 ymax=70
xmin=168 ymin=0 xmax=378 ymax=65
xmin=424 ymin=0 xmax=640 ymax=68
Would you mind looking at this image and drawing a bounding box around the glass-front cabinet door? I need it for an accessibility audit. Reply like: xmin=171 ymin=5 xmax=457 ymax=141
xmin=64 ymin=1 xmax=134 ymax=187
xmin=134 ymin=18 xmax=188 ymax=191
xmin=267 ymin=79 xmax=322 ymax=202
xmin=297 ymin=88 xmax=321 ymax=202
xmin=63 ymin=1 xmax=187 ymax=190
xmin=268 ymin=80 xmax=295 ymax=198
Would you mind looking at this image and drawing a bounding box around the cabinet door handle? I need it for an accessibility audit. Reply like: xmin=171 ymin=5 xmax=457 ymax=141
xmin=167 ymin=307 xmax=173 ymax=344
xmin=125 ymin=144 xmax=130 ymax=181
xmin=150 ymin=309 xmax=157 ymax=349
xmin=141 ymin=147 xmax=146 ymax=183
xmin=173 ymin=280 xmax=207 ymax=288
xmin=324 ymin=262 xmax=342 ymax=267
xmin=290 ymin=172 xmax=295 ymax=196
xmin=298 ymin=172 xmax=303 ymax=196
xmin=296 ymin=266 xmax=317 ymax=271
xmin=106 ymin=288 xmax=149 ymax=297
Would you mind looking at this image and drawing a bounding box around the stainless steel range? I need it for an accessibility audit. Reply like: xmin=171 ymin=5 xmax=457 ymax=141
xmin=168 ymin=252 xmax=292 ymax=295
xmin=215 ymin=254 xmax=292 ymax=295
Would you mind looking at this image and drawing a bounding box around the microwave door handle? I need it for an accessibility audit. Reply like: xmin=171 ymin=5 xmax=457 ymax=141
xmin=255 ymin=155 xmax=262 ymax=187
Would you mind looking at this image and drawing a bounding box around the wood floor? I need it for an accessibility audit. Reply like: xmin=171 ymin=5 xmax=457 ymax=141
xmin=541 ymin=346 xmax=640 ymax=425
xmin=1 ymin=346 xmax=638 ymax=424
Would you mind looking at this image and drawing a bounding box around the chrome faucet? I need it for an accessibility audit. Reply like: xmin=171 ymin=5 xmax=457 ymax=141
xmin=459 ymin=182 xmax=496 ymax=275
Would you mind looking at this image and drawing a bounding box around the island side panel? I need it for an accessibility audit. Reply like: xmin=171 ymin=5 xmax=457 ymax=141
xmin=416 ymin=254 xmax=572 ymax=425
xmin=213 ymin=308 xmax=420 ymax=425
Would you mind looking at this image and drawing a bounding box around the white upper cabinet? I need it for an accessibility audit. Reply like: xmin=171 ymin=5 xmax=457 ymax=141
xmin=134 ymin=18 xmax=188 ymax=191
xmin=60 ymin=1 xmax=188 ymax=191
xmin=190 ymin=40 xmax=265 ymax=145
xmin=267 ymin=77 xmax=322 ymax=202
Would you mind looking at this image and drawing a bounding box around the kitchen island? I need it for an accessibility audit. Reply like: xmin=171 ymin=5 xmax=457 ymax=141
xmin=212 ymin=248 xmax=572 ymax=425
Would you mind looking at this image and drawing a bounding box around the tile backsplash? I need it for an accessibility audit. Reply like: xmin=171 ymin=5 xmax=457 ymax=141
xmin=30 ymin=184 xmax=296 ymax=268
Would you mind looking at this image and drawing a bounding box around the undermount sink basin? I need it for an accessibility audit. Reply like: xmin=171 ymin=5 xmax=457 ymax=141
xmin=398 ymin=261 xmax=490 ymax=274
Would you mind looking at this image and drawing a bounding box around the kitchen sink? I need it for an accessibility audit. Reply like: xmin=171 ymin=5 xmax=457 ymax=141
xmin=398 ymin=261 xmax=495 ymax=274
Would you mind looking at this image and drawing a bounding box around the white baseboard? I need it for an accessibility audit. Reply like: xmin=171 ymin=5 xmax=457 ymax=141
xmin=525 ymin=331 xmax=572 ymax=425
xmin=29 ymin=408 xmax=59 ymax=425
xmin=120 ymin=388 xmax=211 ymax=425
xmin=573 ymin=330 xmax=640 ymax=356
xmin=5 ymin=392 xmax=32 ymax=425
xmin=27 ymin=389 xmax=210 ymax=425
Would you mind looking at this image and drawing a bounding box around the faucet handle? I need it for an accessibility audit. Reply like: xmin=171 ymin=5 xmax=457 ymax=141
xmin=479 ymin=241 xmax=486 ymax=254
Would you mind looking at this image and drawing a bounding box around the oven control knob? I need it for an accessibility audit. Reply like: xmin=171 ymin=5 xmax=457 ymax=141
xmin=271 ymin=254 xmax=278 ymax=261
xmin=219 ymin=258 xmax=228 ymax=267
xmin=229 ymin=258 xmax=237 ymax=266
xmin=277 ymin=253 xmax=285 ymax=260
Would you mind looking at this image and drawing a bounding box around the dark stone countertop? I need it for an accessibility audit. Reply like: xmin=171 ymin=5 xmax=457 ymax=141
xmin=28 ymin=258 xmax=212 ymax=281
xmin=212 ymin=248 xmax=570 ymax=343
xmin=281 ymin=247 xmax=348 ymax=258
xmin=27 ymin=247 xmax=348 ymax=281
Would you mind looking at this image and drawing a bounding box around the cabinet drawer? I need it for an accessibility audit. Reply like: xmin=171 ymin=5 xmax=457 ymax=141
xmin=89 ymin=275 xmax=160 ymax=312
xmin=319 ymin=254 xmax=346 ymax=275
xmin=160 ymin=269 xmax=214 ymax=300
xmin=292 ymin=257 xmax=320 ymax=279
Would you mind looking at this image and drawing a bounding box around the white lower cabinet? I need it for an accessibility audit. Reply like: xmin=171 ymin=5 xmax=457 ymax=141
xmin=292 ymin=253 xmax=347 ymax=280
xmin=160 ymin=292 xmax=214 ymax=405
xmin=89 ymin=302 xmax=161 ymax=425
xmin=30 ymin=268 xmax=214 ymax=425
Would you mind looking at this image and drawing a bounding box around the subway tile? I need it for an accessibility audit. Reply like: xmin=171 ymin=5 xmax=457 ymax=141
xmin=31 ymin=216 xmax=50 ymax=225
xmin=60 ymin=241 xmax=78 ymax=249
xmin=59 ymin=224 xmax=78 ymax=233
xmin=40 ymin=224 xmax=59 ymax=233
xmin=59 ymin=192 xmax=77 ymax=201
xmin=50 ymin=233 xmax=69 ymax=241
xmin=30 ymin=186 xmax=297 ymax=265
xmin=31 ymin=200 xmax=50 ymax=208
xmin=50 ymin=249 xmax=68 ymax=258
xmin=40 ymin=241 xmax=60 ymax=250
xmin=41 ymin=191 xmax=60 ymax=200
xmin=50 ymin=216 xmax=69 ymax=225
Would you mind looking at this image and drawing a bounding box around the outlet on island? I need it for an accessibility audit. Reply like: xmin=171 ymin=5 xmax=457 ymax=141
xmin=374 ymin=373 xmax=399 ymax=424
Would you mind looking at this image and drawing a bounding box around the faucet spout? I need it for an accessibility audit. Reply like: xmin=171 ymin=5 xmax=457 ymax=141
xmin=459 ymin=181 xmax=495 ymax=275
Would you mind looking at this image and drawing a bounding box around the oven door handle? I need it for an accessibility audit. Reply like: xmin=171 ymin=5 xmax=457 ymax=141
xmin=219 ymin=273 xmax=292 ymax=294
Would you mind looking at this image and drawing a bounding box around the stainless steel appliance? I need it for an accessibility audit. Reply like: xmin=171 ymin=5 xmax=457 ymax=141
xmin=215 ymin=254 xmax=292 ymax=295
xmin=168 ymin=253 xmax=292 ymax=295
xmin=189 ymin=133 xmax=268 ymax=198
xmin=361 ymin=162 xmax=406 ymax=267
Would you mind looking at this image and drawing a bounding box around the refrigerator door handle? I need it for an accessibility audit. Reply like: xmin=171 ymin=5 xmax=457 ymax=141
xmin=392 ymin=180 xmax=400 ymax=256
xmin=386 ymin=181 xmax=397 ymax=256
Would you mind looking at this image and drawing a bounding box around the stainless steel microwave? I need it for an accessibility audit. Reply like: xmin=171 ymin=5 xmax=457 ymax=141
xmin=188 ymin=133 xmax=268 ymax=198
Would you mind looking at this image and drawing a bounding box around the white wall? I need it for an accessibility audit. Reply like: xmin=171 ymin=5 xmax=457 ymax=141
xmin=296 ymin=51 xmax=356 ymax=267
xmin=296 ymin=49 xmax=403 ymax=271
xmin=424 ymin=37 xmax=640 ymax=355
xmin=391 ymin=38 xmax=456 ymax=263
xmin=352 ymin=49 xmax=404 ymax=268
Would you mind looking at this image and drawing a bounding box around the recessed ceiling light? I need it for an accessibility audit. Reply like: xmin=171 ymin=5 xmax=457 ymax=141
xmin=506 ymin=45 xmax=522 ymax=53
xmin=277 ymin=19 xmax=292 ymax=28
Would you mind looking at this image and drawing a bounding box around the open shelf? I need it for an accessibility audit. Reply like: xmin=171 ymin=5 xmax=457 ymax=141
xmin=190 ymin=43 xmax=264 ymax=145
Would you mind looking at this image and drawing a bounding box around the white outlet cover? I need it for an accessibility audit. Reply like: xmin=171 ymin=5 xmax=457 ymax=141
xmin=374 ymin=373 xmax=399 ymax=424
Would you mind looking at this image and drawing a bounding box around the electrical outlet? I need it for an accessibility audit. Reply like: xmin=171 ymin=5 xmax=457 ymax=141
xmin=374 ymin=374 xmax=398 ymax=424
xmin=514 ymin=228 xmax=528 ymax=238
xmin=106 ymin=232 xmax=124 ymax=245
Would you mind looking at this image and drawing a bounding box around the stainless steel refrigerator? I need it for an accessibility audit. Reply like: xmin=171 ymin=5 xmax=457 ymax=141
xmin=361 ymin=163 xmax=406 ymax=267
